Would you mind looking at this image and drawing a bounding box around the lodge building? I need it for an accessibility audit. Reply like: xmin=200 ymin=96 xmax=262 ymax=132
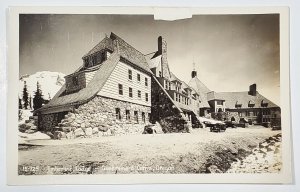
xmin=36 ymin=32 xmax=281 ymax=135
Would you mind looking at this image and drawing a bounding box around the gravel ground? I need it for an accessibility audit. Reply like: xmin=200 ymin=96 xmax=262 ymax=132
xmin=18 ymin=126 xmax=281 ymax=175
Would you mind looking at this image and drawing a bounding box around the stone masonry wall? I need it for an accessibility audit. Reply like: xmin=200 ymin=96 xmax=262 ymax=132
xmin=42 ymin=96 xmax=151 ymax=139
xmin=151 ymin=77 xmax=189 ymax=133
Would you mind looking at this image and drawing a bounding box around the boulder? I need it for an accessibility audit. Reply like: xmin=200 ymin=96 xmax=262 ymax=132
xmin=85 ymin=128 xmax=93 ymax=136
xmin=18 ymin=123 xmax=27 ymax=132
xmin=25 ymin=129 xmax=35 ymax=134
xmin=53 ymin=131 xmax=63 ymax=140
xmin=66 ymin=131 xmax=75 ymax=139
xmin=98 ymin=126 xmax=109 ymax=132
xmin=62 ymin=127 xmax=72 ymax=133
xmin=74 ymin=128 xmax=85 ymax=138
xmin=92 ymin=127 xmax=99 ymax=134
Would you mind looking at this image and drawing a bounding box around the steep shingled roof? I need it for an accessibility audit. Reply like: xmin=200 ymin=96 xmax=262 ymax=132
xmin=110 ymin=33 xmax=150 ymax=73
xmin=188 ymin=77 xmax=211 ymax=108
xmin=38 ymin=52 xmax=120 ymax=111
xmin=83 ymin=36 xmax=114 ymax=58
xmin=216 ymin=91 xmax=279 ymax=109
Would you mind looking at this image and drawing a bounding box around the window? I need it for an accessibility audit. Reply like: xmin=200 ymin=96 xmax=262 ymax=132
xmin=134 ymin=111 xmax=138 ymax=123
xmin=72 ymin=76 xmax=79 ymax=86
xmin=246 ymin=111 xmax=250 ymax=116
xmin=142 ymin=112 xmax=145 ymax=123
xmin=145 ymin=77 xmax=148 ymax=86
xmin=137 ymin=73 xmax=141 ymax=82
xmin=253 ymin=111 xmax=258 ymax=116
xmin=128 ymin=69 xmax=132 ymax=80
xmin=175 ymin=93 xmax=178 ymax=101
xmin=145 ymin=93 xmax=149 ymax=102
xmin=126 ymin=110 xmax=130 ymax=120
xmin=138 ymin=90 xmax=141 ymax=99
xmin=118 ymin=84 xmax=123 ymax=95
xmin=129 ymin=87 xmax=133 ymax=98
xmin=159 ymin=71 xmax=162 ymax=77
xmin=217 ymin=100 xmax=223 ymax=105
xmin=115 ymin=108 xmax=121 ymax=120
xmin=178 ymin=95 xmax=181 ymax=102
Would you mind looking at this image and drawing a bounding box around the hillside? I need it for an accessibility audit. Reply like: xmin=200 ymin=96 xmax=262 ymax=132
xmin=19 ymin=71 xmax=65 ymax=101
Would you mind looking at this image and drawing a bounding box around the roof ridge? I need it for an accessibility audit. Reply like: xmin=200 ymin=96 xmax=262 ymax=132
xmin=110 ymin=32 xmax=146 ymax=56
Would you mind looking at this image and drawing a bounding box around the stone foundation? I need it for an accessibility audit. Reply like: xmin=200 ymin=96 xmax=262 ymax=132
xmin=39 ymin=96 xmax=151 ymax=139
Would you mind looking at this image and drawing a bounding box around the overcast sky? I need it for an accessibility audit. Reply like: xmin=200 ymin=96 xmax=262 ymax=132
xmin=20 ymin=14 xmax=280 ymax=105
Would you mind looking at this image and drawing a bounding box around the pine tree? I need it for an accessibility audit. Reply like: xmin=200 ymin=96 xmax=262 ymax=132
xmin=22 ymin=81 xmax=29 ymax=109
xmin=29 ymin=95 xmax=32 ymax=109
xmin=33 ymin=81 xmax=44 ymax=110
xmin=18 ymin=96 xmax=22 ymax=109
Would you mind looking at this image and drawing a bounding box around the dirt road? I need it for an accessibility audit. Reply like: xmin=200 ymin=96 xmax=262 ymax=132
xmin=18 ymin=126 xmax=281 ymax=175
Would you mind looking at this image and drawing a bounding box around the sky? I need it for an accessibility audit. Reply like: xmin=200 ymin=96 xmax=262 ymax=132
xmin=19 ymin=14 xmax=280 ymax=105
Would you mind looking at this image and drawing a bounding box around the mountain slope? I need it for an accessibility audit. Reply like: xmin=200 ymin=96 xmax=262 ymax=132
xmin=19 ymin=71 xmax=65 ymax=101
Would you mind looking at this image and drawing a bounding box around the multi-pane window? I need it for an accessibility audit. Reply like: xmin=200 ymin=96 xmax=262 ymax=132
xmin=138 ymin=90 xmax=141 ymax=98
xmin=126 ymin=110 xmax=130 ymax=120
xmin=129 ymin=87 xmax=133 ymax=98
xmin=134 ymin=111 xmax=138 ymax=123
xmin=142 ymin=112 xmax=145 ymax=123
xmin=145 ymin=77 xmax=148 ymax=87
xmin=128 ymin=69 xmax=132 ymax=80
xmin=145 ymin=93 xmax=149 ymax=102
xmin=159 ymin=71 xmax=162 ymax=77
xmin=115 ymin=108 xmax=121 ymax=120
xmin=137 ymin=73 xmax=141 ymax=82
xmin=118 ymin=84 xmax=123 ymax=95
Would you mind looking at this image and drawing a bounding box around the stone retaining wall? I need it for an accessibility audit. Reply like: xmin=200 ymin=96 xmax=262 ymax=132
xmin=40 ymin=96 xmax=151 ymax=139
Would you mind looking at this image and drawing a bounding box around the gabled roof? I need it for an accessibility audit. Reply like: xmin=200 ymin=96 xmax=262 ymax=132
xmin=215 ymin=91 xmax=279 ymax=109
xmin=83 ymin=32 xmax=150 ymax=73
xmin=38 ymin=52 xmax=120 ymax=111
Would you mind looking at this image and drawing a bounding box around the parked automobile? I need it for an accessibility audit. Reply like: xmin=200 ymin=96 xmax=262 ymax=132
xmin=224 ymin=121 xmax=237 ymax=128
xmin=204 ymin=121 xmax=226 ymax=132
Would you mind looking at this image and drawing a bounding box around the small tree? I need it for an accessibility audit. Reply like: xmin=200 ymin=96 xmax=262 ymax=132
xmin=22 ymin=81 xmax=29 ymax=109
xmin=33 ymin=81 xmax=44 ymax=110
xmin=18 ymin=96 xmax=22 ymax=109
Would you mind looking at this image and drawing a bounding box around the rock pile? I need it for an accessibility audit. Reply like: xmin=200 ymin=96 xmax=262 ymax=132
xmin=18 ymin=116 xmax=38 ymax=134
xmin=227 ymin=133 xmax=282 ymax=173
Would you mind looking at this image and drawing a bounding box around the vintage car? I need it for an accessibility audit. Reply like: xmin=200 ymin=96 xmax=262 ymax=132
xmin=224 ymin=121 xmax=238 ymax=128
xmin=204 ymin=121 xmax=226 ymax=132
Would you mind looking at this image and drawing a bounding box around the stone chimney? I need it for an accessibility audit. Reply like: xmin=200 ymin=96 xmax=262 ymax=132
xmin=248 ymin=83 xmax=257 ymax=96
xmin=191 ymin=70 xmax=197 ymax=78
xmin=158 ymin=36 xmax=171 ymax=79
